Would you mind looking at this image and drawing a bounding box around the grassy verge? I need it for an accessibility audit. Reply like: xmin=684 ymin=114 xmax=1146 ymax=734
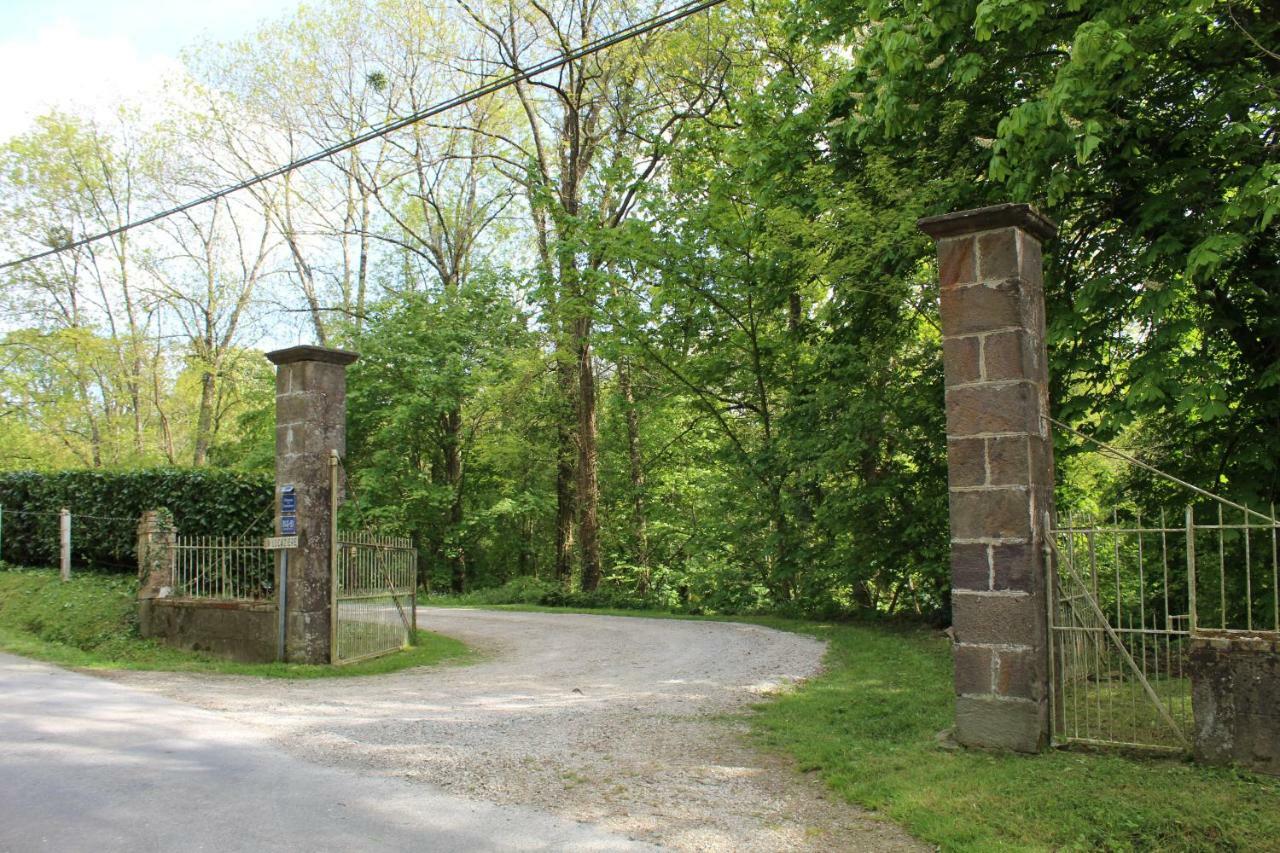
xmin=435 ymin=600 xmax=1280 ymax=852
xmin=0 ymin=567 xmax=473 ymax=678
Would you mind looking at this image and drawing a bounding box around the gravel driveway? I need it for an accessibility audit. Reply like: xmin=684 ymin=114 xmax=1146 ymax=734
xmin=105 ymin=608 xmax=922 ymax=852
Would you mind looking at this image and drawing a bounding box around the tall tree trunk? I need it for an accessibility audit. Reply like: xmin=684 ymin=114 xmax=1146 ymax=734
xmin=443 ymin=408 xmax=466 ymax=593
xmin=576 ymin=314 xmax=602 ymax=592
xmin=618 ymin=359 xmax=650 ymax=591
xmin=152 ymin=346 xmax=176 ymax=464
xmin=356 ymin=192 xmax=371 ymax=336
xmin=554 ymin=347 xmax=577 ymax=588
xmin=193 ymin=367 xmax=216 ymax=466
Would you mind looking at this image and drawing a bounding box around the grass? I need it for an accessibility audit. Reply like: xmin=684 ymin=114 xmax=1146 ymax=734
xmin=432 ymin=600 xmax=1280 ymax=852
xmin=0 ymin=567 xmax=474 ymax=678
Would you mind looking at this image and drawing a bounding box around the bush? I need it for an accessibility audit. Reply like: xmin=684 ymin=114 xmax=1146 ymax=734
xmin=433 ymin=575 xmax=670 ymax=612
xmin=0 ymin=469 xmax=272 ymax=571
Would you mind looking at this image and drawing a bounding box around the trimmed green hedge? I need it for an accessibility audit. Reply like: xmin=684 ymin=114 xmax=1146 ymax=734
xmin=0 ymin=470 xmax=272 ymax=571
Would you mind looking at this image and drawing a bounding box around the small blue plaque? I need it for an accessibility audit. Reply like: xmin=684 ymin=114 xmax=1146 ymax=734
xmin=281 ymin=493 xmax=297 ymax=513
xmin=281 ymin=515 xmax=298 ymax=535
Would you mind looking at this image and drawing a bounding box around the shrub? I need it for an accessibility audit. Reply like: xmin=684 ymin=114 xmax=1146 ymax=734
xmin=0 ymin=469 xmax=272 ymax=571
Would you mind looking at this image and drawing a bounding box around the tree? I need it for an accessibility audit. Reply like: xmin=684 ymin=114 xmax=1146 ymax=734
xmin=347 ymin=278 xmax=540 ymax=592
xmin=811 ymin=0 xmax=1280 ymax=505
xmin=459 ymin=0 xmax=732 ymax=589
xmin=0 ymin=111 xmax=169 ymax=467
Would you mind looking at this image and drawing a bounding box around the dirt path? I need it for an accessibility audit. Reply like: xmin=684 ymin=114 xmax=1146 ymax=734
xmin=104 ymin=608 xmax=922 ymax=852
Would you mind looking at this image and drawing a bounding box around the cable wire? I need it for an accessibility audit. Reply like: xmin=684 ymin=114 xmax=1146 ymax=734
xmin=0 ymin=0 xmax=730 ymax=273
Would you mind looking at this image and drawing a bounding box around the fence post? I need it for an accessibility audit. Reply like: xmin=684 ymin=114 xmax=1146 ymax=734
xmin=919 ymin=203 xmax=1058 ymax=753
xmin=59 ymin=508 xmax=71 ymax=581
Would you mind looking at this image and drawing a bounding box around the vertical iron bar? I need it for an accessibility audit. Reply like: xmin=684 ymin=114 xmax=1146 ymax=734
xmin=1186 ymin=506 xmax=1197 ymax=634
xmin=330 ymin=450 xmax=339 ymax=665
xmin=1272 ymin=503 xmax=1278 ymax=632
xmin=1218 ymin=503 xmax=1226 ymax=629
xmin=1244 ymin=505 xmax=1252 ymax=631
xmin=1136 ymin=512 xmax=1147 ymax=733
xmin=1113 ymin=509 xmax=1122 ymax=628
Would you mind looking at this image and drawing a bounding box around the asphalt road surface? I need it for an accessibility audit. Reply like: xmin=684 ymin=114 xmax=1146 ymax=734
xmin=0 ymin=652 xmax=655 ymax=852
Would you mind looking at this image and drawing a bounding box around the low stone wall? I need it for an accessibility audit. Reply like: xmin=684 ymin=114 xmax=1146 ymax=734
xmin=1190 ymin=633 xmax=1280 ymax=776
xmin=139 ymin=598 xmax=278 ymax=664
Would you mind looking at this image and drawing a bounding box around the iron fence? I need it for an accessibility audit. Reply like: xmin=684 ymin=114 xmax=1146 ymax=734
xmin=173 ymin=535 xmax=275 ymax=601
xmin=1187 ymin=503 xmax=1279 ymax=634
xmin=1048 ymin=503 xmax=1280 ymax=752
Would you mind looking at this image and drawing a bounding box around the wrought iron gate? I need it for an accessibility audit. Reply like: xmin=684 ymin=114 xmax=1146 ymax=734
xmin=1047 ymin=503 xmax=1279 ymax=751
xmin=332 ymin=531 xmax=417 ymax=664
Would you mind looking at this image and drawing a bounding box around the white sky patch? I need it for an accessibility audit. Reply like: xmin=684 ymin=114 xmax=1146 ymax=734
xmin=0 ymin=20 xmax=187 ymax=141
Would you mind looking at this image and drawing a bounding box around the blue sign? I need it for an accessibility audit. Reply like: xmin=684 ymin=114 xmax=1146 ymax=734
xmin=281 ymin=493 xmax=297 ymax=513
xmin=281 ymin=515 xmax=298 ymax=536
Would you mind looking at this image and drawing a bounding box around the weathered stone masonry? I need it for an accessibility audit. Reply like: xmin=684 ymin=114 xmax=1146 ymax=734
xmin=919 ymin=203 xmax=1057 ymax=753
xmin=267 ymin=345 xmax=358 ymax=665
xmin=1190 ymin=633 xmax=1280 ymax=775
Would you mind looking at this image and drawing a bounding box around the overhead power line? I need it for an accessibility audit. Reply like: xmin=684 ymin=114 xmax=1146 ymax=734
xmin=0 ymin=0 xmax=730 ymax=273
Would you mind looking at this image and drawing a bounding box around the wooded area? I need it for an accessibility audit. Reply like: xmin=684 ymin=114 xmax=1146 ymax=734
xmin=1 ymin=0 xmax=1275 ymax=617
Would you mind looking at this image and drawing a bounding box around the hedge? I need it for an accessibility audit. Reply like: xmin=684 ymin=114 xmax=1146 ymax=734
xmin=0 ymin=469 xmax=273 ymax=571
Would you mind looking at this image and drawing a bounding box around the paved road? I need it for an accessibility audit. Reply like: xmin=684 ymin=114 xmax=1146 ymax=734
xmin=0 ymin=652 xmax=655 ymax=853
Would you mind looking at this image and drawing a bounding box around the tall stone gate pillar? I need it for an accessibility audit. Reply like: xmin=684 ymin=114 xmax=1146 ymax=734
xmin=918 ymin=203 xmax=1057 ymax=752
xmin=266 ymin=345 xmax=358 ymax=664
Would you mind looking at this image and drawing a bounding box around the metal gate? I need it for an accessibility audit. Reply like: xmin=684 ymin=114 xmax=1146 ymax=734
xmin=1047 ymin=503 xmax=1278 ymax=751
xmin=332 ymin=531 xmax=418 ymax=664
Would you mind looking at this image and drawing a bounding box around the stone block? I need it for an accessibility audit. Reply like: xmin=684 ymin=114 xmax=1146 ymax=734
xmin=1027 ymin=436 xmax=1055 ymax=486
xmin=996 ymin=647 xmax=1044 ymax=701
xmin=938 ymin=236 xmax=976 ymax=288
xmin=951 ymin=543 xmax=990 ymax=591
xmin=1018 ymin=231 xmax=1043 ymax=288
xmin=977 ymin=228 xmax=1019 ymax=281
xmin=981 ymin=330 xmax=1033 ymax=382
xmin=947 ymin=438 xmax=986 ymax=488
xmin=954 ymin=644 xmax=994 ymax=695
xmin=939 ymin=281 xmax=1023 ymax=338
xmin=951 ymin=591 xmax=1038 ymax=646
xmin=986 ymin=435 xmax=1029 ymax=486
xmin=949 ymin=487 xmax=1032 ymax=541
xmin=990 ymin=542 xmax=1036 ymax=593
xmin=1190 ymin=636 xmax=1280 ymax=775
xmin=943 ymin=336 xmax=981 ymax=387
xmin=946 ymin=382 xmax=1041 ymax=437
xmin=955 ymin=695 xmax=1047 ymax=753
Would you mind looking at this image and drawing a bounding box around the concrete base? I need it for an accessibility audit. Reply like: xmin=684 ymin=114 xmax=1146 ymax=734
xmin=139 ymin=599 xmax=278 ymax=664
xmin=1190 ymin=633 xmax=1280 ymax=776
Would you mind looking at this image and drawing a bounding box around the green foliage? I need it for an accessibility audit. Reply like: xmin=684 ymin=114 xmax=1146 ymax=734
xmin=0 ymin=567 xmax=473 ymax=677
xmin=0 ymin=469 xmax=272 ymax=570
xmin=346 ymin=278 xmax=551 ymax=590
xmin=433 ymin=576 xmax=655 ymax=611
xmin=751 ymin=619 xmax=1280 ymax=851
xmin=5 ymin=0 xmax=1274 ymax=624
xmin=811 ymin=0 xmax=1280 ymax=510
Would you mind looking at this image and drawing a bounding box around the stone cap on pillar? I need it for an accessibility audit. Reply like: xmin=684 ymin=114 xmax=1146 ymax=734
xmin=266 ymin=345 xmax=359 ymax=367
xmin=918 ymin=202 xmax=1057 ymax=242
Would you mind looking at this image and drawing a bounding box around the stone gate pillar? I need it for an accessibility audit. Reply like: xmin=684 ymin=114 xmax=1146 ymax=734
xmin=266 ymin=345 xmax=358 ymax=664
xmin=918 ymin=203 xmax=1057 ymax=752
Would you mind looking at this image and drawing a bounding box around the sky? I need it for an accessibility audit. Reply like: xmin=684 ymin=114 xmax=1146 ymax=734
xmin=0 ymin=0 xmax=302 ymax=140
